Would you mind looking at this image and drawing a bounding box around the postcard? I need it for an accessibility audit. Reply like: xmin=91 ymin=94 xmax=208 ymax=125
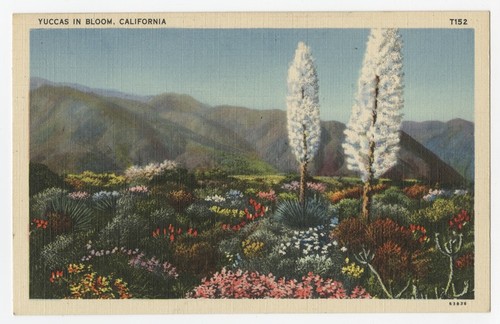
xmin=12 ymin=11 xmax=490 ymax=314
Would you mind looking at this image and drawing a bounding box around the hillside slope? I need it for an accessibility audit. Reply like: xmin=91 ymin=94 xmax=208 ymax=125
xmin=402 ymin=119 xmax=474 ymax=181
xmin=29 ymin=82 xmax=469 ymax=185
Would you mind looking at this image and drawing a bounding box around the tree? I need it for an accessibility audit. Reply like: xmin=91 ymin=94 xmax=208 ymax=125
xmin=342 ymin=29 xmax=404 ymax=223
xmin=286 ymin=42 xmax=321 ymax=205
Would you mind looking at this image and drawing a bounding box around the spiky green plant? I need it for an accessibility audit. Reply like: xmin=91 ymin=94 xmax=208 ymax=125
xmin=30 ymin=187 xmax=68 ymax=218
xmin=92 ymin=191 xmax=120 ymax=212
xmin=273 ymin=197 xmax=330 ymax=229
xmin=45 ymin=195 xmax=94 ymax=234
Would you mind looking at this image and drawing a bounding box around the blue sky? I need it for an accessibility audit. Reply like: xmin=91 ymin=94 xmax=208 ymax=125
xmin=30 ymin=28 xmax=474 ymax=123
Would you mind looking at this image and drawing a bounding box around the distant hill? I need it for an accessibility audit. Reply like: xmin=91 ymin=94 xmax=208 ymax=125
xmin=402 ymin=119 xmax=474 ymax=181
xmin=29 ymin=85 xmax=276 ymax=175
xmin=29 ymin=85 xmax=181 ymax=173
xmin=29 ymin=81 xmax=470 ymax=186
xmin=30 ymin=77 xmax=153 ymax=103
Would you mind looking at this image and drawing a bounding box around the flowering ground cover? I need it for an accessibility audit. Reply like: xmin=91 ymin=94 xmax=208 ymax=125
xmin=29 ymin=160 xmax=474 ymax=299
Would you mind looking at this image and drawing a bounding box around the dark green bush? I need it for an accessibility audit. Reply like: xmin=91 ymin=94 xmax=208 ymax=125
xmin=29 ymin=162 xmax=66 ymax=196
xmin=97 ymin=213 xmax=148 ymax=248
xmin=371 ymin=201 xmax=411 ymax=226
xmin=185 ymin=202 xmax=217 ymax=228
xmin=149 ymin=207 xmax=177 ymax=228
xmin=151 ymin=167 xmax=196 ymax=189
xmin=194 ymin=167 xmax=228 ymax=181
xmin=334 ymin=198 xmax=361 ymax=221
xmin=373 ymin=186 xmax=415 ymax=209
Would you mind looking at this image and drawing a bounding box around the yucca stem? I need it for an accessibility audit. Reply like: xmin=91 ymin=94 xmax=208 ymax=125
xmin=299 ymin=120 xmax=308 ymax=208
xmin=361 ymin=75 xmax=379 ymax=224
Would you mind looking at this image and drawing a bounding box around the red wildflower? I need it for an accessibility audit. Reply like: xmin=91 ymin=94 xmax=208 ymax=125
xmin=32 ymin=218 xmax=49 ymax=229
xmin=186 ymin=228 xmax=198 ymax=237
xmin=49 ymin=270 xmax=64 ymax=283
xmin=350 ymin=286 xmax=372 ymax=299
xmin=187 ymin=269 xmax=370 ymax=299
xmin=257 ymin=189 xmax=277 ymax=202
xmin=449 ymin=210 xmax=472 ymax=231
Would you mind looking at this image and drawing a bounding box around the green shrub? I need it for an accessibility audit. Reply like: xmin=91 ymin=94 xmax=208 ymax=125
xmin=148 ymin=207 xmax=177 ymax=228
xmin=371 ymin=201 xmax=411 ymax=226
xmin=185 ymin=202 xmax=217 ymax=228
xmin=295 ymin=255 xmax=338 ymax=277
xmin=97 ymin=213 xmax=147 ymax=248
xmin=40 ymin=233 xmax=85 ymax=269
xmin=193 ymin=187 xmax=223 ymax=200
xmin=245 ymin=218 xmax=283 ymax=243
xmin=133 ymin=195 xmax=171 ymax=218
xmin=451 ymin=194 xmax=474 ymax=215
xmin=234 ymin=247 xmax=290 ymax=278
xmin=373 ymin=186 xmax=414 ymax=209
xmin=173 ymin=241 xmax=220 ymax=278
xmin=236 ymin=223 xmax=343 ymax=280
xmin=194 ymin=167 xmax=228 ymax=181
xmin=166 ymin=189 xmax=195 ymax=211
xmin=411 ymin=198 xmax=459 ymax=224
xmin=152 ymin=167 xmax=196 ymax=189
xmin=65 ymin=171 xmax=126 ymax=192
xmin=334 ymin=198 xmax=361 ymax=221
xmin=277 ymin=192 xmax=297 ymax=202
xmin=280 ymin=173 xmax=314 ymax=185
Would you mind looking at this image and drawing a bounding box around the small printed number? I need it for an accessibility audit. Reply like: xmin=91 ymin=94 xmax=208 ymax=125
xmin=450 ymin=19 xmax=468 ymax=25
xmin=449 ymin=301 xmax=467 ymax=306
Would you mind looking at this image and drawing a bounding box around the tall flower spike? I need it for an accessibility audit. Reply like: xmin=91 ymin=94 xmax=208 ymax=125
xmin=343 ymin=29 xmax=404 ymax=182
xmin=286 ymin=42 xmax=321 ymax=204
xmin=342 ymin=29 xmax=404 ymax=222
xmin=287 ymin=42 xmax=321 ymax=164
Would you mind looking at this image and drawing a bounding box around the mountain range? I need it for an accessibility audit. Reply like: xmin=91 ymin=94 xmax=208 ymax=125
xmin=29 ymin=79 xmax=473 ymax=186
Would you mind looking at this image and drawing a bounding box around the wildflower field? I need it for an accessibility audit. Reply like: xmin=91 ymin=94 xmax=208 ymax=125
xmin=29 ymin=160 xmax=474 ymax=300
xmin=26 ymin=28 xmax=477 ymax=302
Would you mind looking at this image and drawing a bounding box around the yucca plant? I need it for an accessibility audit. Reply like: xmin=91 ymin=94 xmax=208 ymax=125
xmin=92 ymin=191 xmax=120 ymax=212
xmin=343 ymin=28 xmax=405 ymax=223
xmin=286 ymin=41 xmax=321 ymax=205
xmin=273 ymin=197 xmax=330 ymax=229
xmin=44 ymin=195 xmax=94 ymax=234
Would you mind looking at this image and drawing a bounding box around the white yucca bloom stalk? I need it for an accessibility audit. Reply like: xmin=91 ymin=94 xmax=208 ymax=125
xmin=343 ymin=29 xmax=404 ymax=222
xmin=286 ymin=42 xmax=321 ymax=204
xmin=287 ymin=42 xmax=321 ymax=164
